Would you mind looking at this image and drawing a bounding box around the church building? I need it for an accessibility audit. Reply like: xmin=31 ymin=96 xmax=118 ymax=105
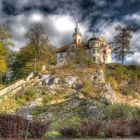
xmin=56 ymin=22 xmax=112 ymax=65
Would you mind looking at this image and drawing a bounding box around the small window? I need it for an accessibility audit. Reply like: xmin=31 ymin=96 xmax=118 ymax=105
xmin=93 ymin=57 xmax=96 ymax=62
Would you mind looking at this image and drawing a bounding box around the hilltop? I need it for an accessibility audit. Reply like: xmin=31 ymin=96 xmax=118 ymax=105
xmin=0 ymin=63 xmax=140 ymax=138
xmin=0 ymin=64 xmax=140 ymax=123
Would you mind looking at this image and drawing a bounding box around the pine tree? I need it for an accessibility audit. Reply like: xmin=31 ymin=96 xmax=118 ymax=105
xmin=113 ymin=25 xmax=137 ymax=64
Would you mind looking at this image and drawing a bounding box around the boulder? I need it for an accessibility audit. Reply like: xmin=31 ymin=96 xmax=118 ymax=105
xmin=40 ymin=75 xmax=61 ymax=89
xmin=72 ymin=81 xmax=83 ymax=90
xmin=42 ymin=75 xmax=56 ymax=85
xmin=64 ymin=76 xmax=79 ymax=87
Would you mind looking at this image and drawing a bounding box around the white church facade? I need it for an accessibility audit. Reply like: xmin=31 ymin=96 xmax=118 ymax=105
xmin=56 ymin=22 xmax=112 ymax=65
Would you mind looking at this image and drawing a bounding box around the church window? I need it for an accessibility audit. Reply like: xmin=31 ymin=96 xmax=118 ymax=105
xmin=95 ymin=43 xmax=99 ymax=47
xmin=92 ymin=41 xmax=95 ymax=47
xmin=93 ymin=57 xmax=96 ymax=62
xmin=96 ymin=49 xmax=100 ymax=53
xmin=92 ymin=49 xmax=95 ymax=53
xmin=67 ymin=52 xmax=70 ymax=56
xmin=60 ymin=53 xmax=63 ymax=57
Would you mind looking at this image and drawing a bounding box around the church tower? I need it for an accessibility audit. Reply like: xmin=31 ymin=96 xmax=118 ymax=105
xmin=73 ymin=21 xmax=82 ymax=45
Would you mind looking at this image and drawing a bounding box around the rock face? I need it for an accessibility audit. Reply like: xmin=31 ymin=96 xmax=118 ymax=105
xmin=100 ymin=83 xmax=117 ymax=104
xmin=38 ymin=71 xmax=117 ymax=105
xmin=39 ymin=74 xmax=83 ymax=90
xmin=16 ymin=69 xmax=118 ymax=120
xmin=87 ymin=106 xmax=104 ymax=119
xmin=91 ymin=69 xmax=117 ymax=104
xmin=16 ymin=106 xmax=35 ymax=118
xmin=92 ymin=69 xmax=105 ymax=84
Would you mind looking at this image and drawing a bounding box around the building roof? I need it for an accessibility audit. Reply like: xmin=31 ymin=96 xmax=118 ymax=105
xmin=88 ymin=37 xmax=100 ymax=42
xmin=56 ymin=37 xmax=112 ymax=53
xmin=56 ymin=45 xmax=69 ymax=53
xmin=56 ymin=43 xmax=88 ymax=53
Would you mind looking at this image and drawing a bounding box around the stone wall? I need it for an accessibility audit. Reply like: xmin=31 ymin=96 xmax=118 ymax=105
xmin=0 ymin=79 xmax=26 ymax=97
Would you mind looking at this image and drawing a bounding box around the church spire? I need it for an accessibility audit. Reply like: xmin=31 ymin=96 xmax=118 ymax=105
xmin=73 ymin=20 xmax=82 ymax=44
xmin=75 ymin=20 xmax=81 ymax=35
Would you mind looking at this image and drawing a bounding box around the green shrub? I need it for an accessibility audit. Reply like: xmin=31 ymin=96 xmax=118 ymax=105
xmin=106 ymin=76 xmax=119 ymax=90
xmin=24 ymin=88 xmax=37 ymax=101
xmin=16 ymin=87 xmax=37 ymax=105
xmin=44 ymin=131 xmax=61 ymax=138
xmin=80 ymin=80 xmax=92 ymax=95
xmin=60 ymin=125 xmax=79 ymax=138
xmin=42 ymin=93 xmax=53 ymax=106
xmin=104 ymin=104 xmax=140 ymax=120
xmin=121 ymin=88 xmax=134 ymax=97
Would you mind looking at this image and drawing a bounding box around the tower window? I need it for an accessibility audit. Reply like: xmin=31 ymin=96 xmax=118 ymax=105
xmin=78 ymin=39 xmax=81 ymax=43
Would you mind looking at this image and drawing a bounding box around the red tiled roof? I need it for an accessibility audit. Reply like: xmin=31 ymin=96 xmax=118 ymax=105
xmin=56 ymin=46 xmax=69 ymax=53
xmin=56 ymin=43 xmax=88 ymax=53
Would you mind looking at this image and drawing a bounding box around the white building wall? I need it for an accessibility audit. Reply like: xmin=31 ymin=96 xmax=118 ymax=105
xmin=57 ymin=47 xmax=112 ymax=65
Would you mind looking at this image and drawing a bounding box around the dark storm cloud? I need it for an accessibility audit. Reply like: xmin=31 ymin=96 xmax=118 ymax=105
xmin=0 ymin=0 xmax=140 ymax=63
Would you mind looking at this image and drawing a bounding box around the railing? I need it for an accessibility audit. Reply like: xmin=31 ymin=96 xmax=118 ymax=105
xmin=0 ymin=79 xmax=26 ymax=97
xmin=0 ymin=72 xmax=35 ymax=98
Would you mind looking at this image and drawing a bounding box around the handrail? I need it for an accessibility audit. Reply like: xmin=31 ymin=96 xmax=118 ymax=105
xmin=0 ymin=79 xmax=26 ymax=97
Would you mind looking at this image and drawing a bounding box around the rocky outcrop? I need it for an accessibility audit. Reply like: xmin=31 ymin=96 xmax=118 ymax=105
xmin=91 ymin=69 xmax=117 ymax=104
xmin=37 ymin=70 xmax=117 ymax=105
xmin=15 ymin=68 xmax=140 ymax=123
xmin=38 ymin=74 xmax=83 ymax=90
xmin=87 ymin=106 xmax=104 ymax=119
xmin=100 ymin=83 xmax=117 ymax=104
xmin=92 ymin=69 xmax=105 ymax=84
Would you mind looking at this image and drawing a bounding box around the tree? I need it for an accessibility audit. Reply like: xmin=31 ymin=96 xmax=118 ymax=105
xmin=113 ymin=25 xmax=137 ymax=64
xmin=0 ymin=25 xmax=13 ymax=46
xmin=26 ymin=23 xmax=49 ymax=58
xmin=11 ymin=23 xmax=56 ymax=80
xmin=0 ymin=25 xmax=13 ymax=82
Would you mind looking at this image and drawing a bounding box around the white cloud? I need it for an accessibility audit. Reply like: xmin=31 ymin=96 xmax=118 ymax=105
xmin=94 ymin=0 xmax=107 ymax=7
xmin=96 ymin=20 xmax=124 ymax=42
xmin=126 ymin=52 xmax=140 ymax=64
xmin=131 ymin=32 xmax=140 ymax=51
xmin=125 ymin=12 xmax=140 ymax=23
xmin=7 ymin=11 xmax=92 ymax=50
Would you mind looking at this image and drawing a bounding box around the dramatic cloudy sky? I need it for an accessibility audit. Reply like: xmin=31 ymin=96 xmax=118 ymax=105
xmin=0 ymin=0 xmax=140 ymax=64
